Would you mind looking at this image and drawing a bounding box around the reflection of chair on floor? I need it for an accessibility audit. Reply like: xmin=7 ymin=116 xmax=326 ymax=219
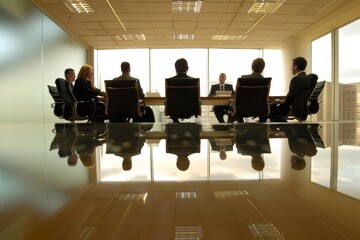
xmin=106 ymin=124 xmax=153 ymax=170
xmin=277 ymin=124 xmax=317 ymax=157
xmin=166 ymin=123 xmax=202 ymax=171
xmin=209 ymin=125 xmax=234 ymax=160
xmin=73 ymin=123 xmax=106 ymax=168
xmin=234 ymin=124 xmax=271 ymax=171
xmin=308 ymin=123 xmax=325 ymax=148
xmin=165 ymin=78 xmax=201 ymax=121
xmin=50 ymin=124 xmax=77 ymax=160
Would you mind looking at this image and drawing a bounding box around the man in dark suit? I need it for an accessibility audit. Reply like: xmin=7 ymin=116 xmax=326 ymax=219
xmin=112 ymin=61 xmax=155 ymax=122
xmin=167 ymin=58 xmax=194 ymax=123
xmin=208 ymin=73 xmax=234 ymax=123
xmin=270 ymin=57 xmax=311 ymax=121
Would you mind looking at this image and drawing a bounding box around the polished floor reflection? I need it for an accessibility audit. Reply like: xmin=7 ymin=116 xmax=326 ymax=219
xmin=1 ymin=122 xmax=360 ymax=239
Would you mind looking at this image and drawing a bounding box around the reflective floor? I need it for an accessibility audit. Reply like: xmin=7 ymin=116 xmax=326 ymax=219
xmin=1 ymin=121 xmax=360 ymax=239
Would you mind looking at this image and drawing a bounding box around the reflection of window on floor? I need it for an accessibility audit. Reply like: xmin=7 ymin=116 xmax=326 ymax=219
xmin=248 ymin=223 xmax=284 ymax=240
xmin=176 ymin=192 xmax=197 ymax=199
xmin=214 ymin=190 xmax=249 ymax=199
xmin=175 ymin=226 xmax=203 ymax=240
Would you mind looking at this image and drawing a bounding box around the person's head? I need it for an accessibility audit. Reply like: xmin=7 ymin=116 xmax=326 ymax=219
xmin=77 ymin=64 xmax=93 ymax=80
xmin=291 ymin=57 xmax=307 ymax=75
xmin=122 ymin=156 xmax=132 ymax=171
xmin=175 ymin=58 xmax=189 ymax=74
xmin=67 ymin=152 xmax=78 ymax=166
xmin=176 ymin=155 xmax=190 ymax=171
xmin=290 ymin=155 xmax=306 ymax=171
xmin=79 ymin=151 xmax=95 ymax=168
xmin=64 ymin=68 xmax=76 ymax=83
xmin=251 ymin=58 xmax=265 ymax=74
xmin=219 ymin=150 xmax=227 ymax=160
xmin=251 ymin=154 xmax=265 ymax=171
xmin=120 ymin=61 xmax=131 ymax=74
xmin=219 ymin=73 xmax=226 ymax=85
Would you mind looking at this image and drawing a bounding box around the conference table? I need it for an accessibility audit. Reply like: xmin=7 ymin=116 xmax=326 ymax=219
xmin=144 ymin=96 xmax=285 ymax=105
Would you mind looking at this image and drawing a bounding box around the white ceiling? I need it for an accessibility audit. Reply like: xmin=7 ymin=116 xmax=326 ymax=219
xmin=31 ymin=0 xmax=353 ymax=49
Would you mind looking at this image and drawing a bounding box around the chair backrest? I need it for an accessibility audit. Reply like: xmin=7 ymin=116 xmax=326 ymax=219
xmin=48 ymin=85 xmax=64 ymax=118
xmin=234 ymin=124 xmax=271 ymax=154
xmin=233 ymin=77 xmax=271 ymax=117
xmin=104 ymin=80 xmax=142 ymax=119
xmin=308 ymin=80 xmax=326 ymax=115
xmin=165 ymin=78 xmax=201 ymax=119
xmin=291 ymin=73 xmax=318 ymax=121
xmin=55 ymin=78 xmax=97 ymax=120
xmin=55 ymin=78 xmax=77 ymax=120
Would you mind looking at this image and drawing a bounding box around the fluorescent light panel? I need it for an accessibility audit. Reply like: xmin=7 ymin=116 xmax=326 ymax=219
xmin=172 ymin=0 xmax=203 ymax=13
xmin=63 ymin=0 xmax=94 ymax=13
xmin=212 ymin=35 xmax=247 ymax=41
xmin=248 ymin=0 xmax=285 ymax=14
xmin=174 ymin=34 xmax=195 ymax=40
xmin=116 ymin=34 xmax=146 ymax=41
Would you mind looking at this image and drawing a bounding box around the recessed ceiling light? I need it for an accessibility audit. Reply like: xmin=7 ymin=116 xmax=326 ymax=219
xmin=116 ymin=34 xmax=147 ymax=41
xmin=172 ymin=0 xmax=203 ymax=13
xmin=174 ymin=34 xmax=195 ymax=40
xmin=212 ymin=35 xmax=247 ymax=41
xmin=248 ymin=0 xmax=285 ymax=14
xmin=63 ymin=0 xmax=94 ymax=13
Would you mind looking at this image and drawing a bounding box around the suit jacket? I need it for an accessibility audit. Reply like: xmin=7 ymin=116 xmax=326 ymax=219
xmin=208 ymin=83 xmax=234 ymax=96
xmin=241 ymin=72 xmax=263 ymax=78
xmin=284 ymin=72 xmax=310 ymax=105
xmin=113 ymin=75 xmax=145 ymax=99
xmin=73 ymin=77 xmax=101 ymax=101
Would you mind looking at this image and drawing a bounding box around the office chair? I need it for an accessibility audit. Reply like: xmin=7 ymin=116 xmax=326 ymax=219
xmin=232 ymin=77 xmax=272 ymax=120
xmin=164 ymin=78 xmax=201 ymax=120
xmin=104 ymin=80 xmax=145 ymax=122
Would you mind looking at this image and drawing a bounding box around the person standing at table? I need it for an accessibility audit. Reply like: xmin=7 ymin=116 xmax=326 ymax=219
xmin=113 ymin=61 xmax=154 ymax=122
xmin=208 ymin=73 xmax=234 ymax=123
xmin=73 ymin=64 xmax=106 ymax=117
xmin=64 ymin=68 xmax=76 ymax=92
xmin=167 ymin=58 xmax=194 ymax=123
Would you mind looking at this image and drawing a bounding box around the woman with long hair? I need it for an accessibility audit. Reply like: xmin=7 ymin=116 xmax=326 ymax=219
xmin=73 ymin=64 xmax=106 ymax=118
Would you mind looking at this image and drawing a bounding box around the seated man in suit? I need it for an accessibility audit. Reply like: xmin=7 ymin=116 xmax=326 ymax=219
xmin=167 ymin=58 xmax=195 ymax=123
xmin=112 ymin=61 xmax=155 ymax=122
xmin=269 ymin=57 xmax=315 ymax=121
xmin=208 ymin=73 xmax=234 ymax=123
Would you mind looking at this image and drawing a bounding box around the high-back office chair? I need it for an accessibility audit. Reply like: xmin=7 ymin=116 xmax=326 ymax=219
xmin=104 ymin=80 xmax=145 ymax=122
xmin=48 ymin=85 xmax=64 ymax=118
xmin=270 ymin=74 xmax=318 ymax=122
xmin=55 ymin=78 xmax=97 ymax=122
xmin=234 ymin=123 xmax=271 ymax=155
xmin=164 ymin=78 xmax=201 ymax=120
xmin=232 ymin=77 xmax=272 ymax=119
xmin=288 ymin=73 xmax=318 ymax=121
xmin=308 ymin=80 xmax=326 ymax=115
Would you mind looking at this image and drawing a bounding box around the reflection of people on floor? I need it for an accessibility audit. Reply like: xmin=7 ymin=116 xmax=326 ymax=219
xmin=106 ymin=124 xmax=153 ymax=171
xmin=290 ymin=155 xmax=306 ymax=171
xmin=251 ymin=154 xmax=265 ymax=172
xmin=278 ymin=124 xmax=317 ymax=157
xmin=166 ymin=123 xmax=201 ymax=171
xmin=234 ymin=124 xmax=271 ymax=171
xmin=209 ymin=125 xmax=234 ymax=160
xmin=176 ymin=155 xmax=190 ymax=171
xmin=74 ymin=124 xmax=106 ymax=168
